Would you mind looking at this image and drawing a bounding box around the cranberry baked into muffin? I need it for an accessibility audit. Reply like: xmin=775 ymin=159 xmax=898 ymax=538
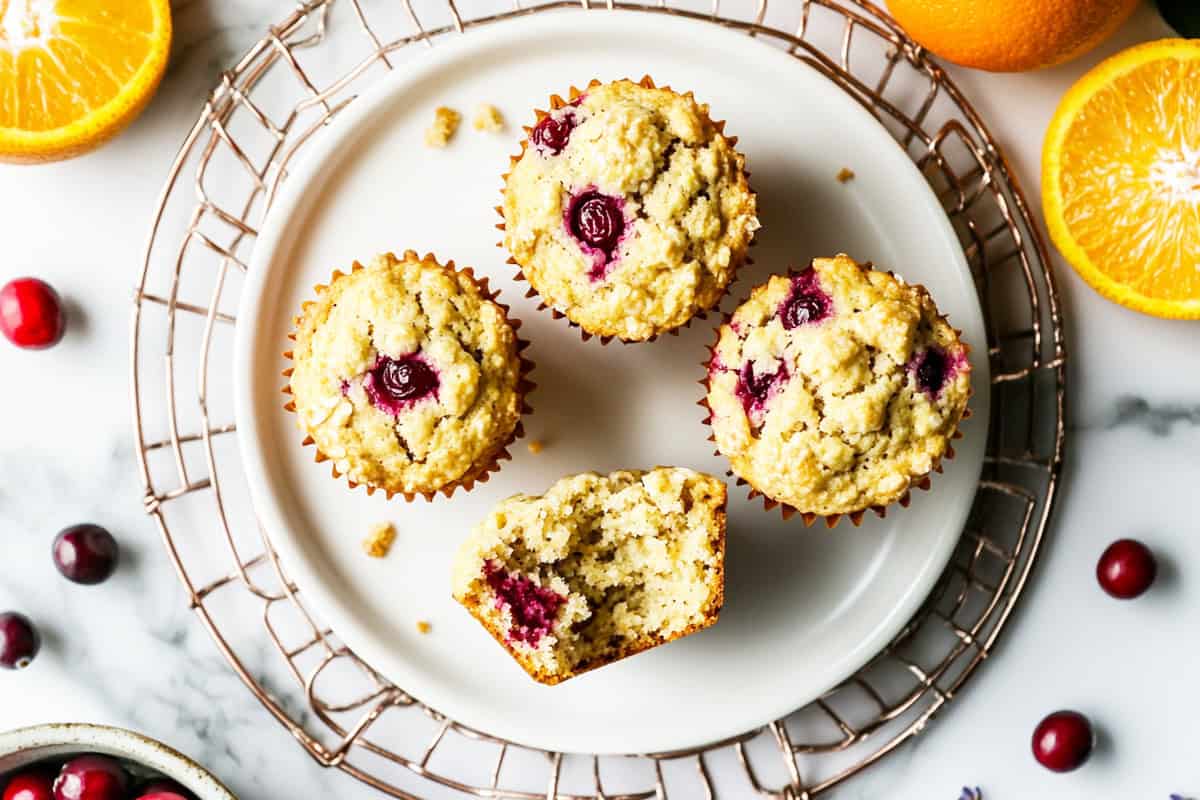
xmin=705 ymin=254 xmax=971 ymax=522
xmin=452 ymin=468 xmax=726 ymax=684
xmin=286 ymin=251 xmax=529 ymax=499
xmin=501 ymin=78 xmax=759 ymax=342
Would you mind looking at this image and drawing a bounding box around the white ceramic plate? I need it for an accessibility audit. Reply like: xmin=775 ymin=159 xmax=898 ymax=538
xmin=234 ymin=9 xmax=990 ymax=755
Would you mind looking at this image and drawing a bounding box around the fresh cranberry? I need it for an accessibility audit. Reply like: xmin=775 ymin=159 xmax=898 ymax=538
xmin=133 ymin=793 xmax=189 ymax=800
xmin=779 ymin=271 xmax=831 ymax=329
xmin=567 ymin=190 xmax=625 ymax=257
xmin=531 ymin=110 xmax=576 ymax=156
xmin=363 ymin=355 xmax=439 ymax=414
xmin=483 ymin=562 xmax=564 ymax=646
xmin=53 ymin=524 xmax=119 ymax=585
xmin=1032 ymin=710 xmax=1094 ymax=772
xmin=3 ymin=771 xmax=54 ymax=800
xmin=1097 ymin=539 xmax=1157 ymax=599
xmin=52 ymin=756 xmax=128 ymax=800
xmin=0 ymin=612 xmax=40 ymax=670
xmin=0 ymin=278 xmax=66 ymax=349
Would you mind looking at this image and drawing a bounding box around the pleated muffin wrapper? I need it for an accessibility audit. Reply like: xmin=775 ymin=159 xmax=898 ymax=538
xmin=281 ymin=251 xmax=537 ymax=502
xmin=698 ymin=261 xmax=974 ymax=529
xmin=497 ymin=75 xmax=759 ymax=345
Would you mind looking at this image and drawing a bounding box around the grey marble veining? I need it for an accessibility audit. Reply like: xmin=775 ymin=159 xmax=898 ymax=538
xmin=1101 ymin=397 xmax=1200 ymax=436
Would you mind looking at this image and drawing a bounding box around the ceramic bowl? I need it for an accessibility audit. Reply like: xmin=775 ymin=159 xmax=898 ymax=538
xmin=0 ymin=724 xmax=236 ymax=799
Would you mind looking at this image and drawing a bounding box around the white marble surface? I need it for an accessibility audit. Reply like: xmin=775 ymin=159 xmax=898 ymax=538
xmin=1 ymin=2 xmax=1198 ymax=798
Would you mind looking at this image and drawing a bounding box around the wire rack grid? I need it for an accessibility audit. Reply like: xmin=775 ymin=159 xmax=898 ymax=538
xmin=130 ymin=1 xmax=1067 ymax=797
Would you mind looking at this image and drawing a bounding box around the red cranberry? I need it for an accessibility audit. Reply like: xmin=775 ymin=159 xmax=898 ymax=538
xmin=134 ymin=793 xmax=189 ymax=800
xmin=0 ymin=612 xmax=40 ymax=670
xmin=363 ymin=355 xmax=438 ymax=414
xmin=53 ymin=524 xmax=119 ymax=585
xmin=1097 ymin=539 xmax=1157 ymax=599
xmin=915 ymin=348 xmax=948 ymax=396
xmin=483 ymin=561 xmax=564 ymax=646
xmin=735 ymin=360 xmax=788 ymax=414
xmin=778 ymin=271 xmax=831 ymax=328
xmin=531 ymin=110 xmax=576 ymax=156
xmin=379 ymin=357 xmax=436 ymax=402
xmin=1032 ymin=710 xmax=1094 ymax=772
xmin=0 ymin=278 xmax=66 ymax=349
xmin=568 ymin=190 xmax=625 ymax=256
xmin=52 ymin=756 xmax=128 ymax=800
xmin=781 ymin=292 xmax=827 ymax=329
xmin=779 ymin=272 xmax=831 ymax=330
xmin=3 ymin=771 xmax=54 ymax=800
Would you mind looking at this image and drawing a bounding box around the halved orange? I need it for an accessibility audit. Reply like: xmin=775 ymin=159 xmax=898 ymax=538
xmin=1043 ymin=39 xmax=1200 ymax=319
xmin=0 ymin=0 xmax=172 ymax=163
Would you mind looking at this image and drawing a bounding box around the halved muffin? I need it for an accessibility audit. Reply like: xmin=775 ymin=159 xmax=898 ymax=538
xmin=451 ymin=467 xmax=726 ymax=684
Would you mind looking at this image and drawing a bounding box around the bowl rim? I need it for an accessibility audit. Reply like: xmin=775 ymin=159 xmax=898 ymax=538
xmin=0 ymin=723 xmax=237 ymax=799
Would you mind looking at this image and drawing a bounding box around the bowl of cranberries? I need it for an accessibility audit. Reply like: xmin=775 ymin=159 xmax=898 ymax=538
xmin=0 ymin=724 xmax=235 ymax=800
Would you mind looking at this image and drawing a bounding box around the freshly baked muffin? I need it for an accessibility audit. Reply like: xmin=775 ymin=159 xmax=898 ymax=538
xmin=501 ymin=77 xmax=759 ymax=342
xmin=451 ymin=467 xmax=726 ymax=684
xmin=286 ymin=251 xmax=530 ymax=499
xmin=705 ymin=254 xmax=971 ymax=522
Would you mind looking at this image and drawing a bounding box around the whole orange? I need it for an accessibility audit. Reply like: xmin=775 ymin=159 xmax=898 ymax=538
xmin=886 ymin=0 xmax=1139 ymax=72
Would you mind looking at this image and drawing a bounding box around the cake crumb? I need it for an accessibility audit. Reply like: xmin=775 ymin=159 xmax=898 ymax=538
xmin=362 ymin=522 xmax=396 ymax=558
xmin=527 ymin=439 xmax=544 ymax=455
xmin=836 ymin=167 xmax=856 ymax=183
xmin=424 ymin=107 xmax=461 ymax=148
xmin=416 ymin=620 xmax=432 ymax=634
xmin=473 ymin=103 xmax=505 ymax=132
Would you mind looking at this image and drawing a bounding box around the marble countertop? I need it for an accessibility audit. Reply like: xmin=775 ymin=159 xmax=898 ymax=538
xmin=1 ymin=2 xmax=1197 ymax=798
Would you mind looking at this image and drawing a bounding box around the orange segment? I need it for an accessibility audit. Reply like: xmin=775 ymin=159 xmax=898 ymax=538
xmin=0 ymin=0 xmax=171 ymax=162
xmin=1043 ymin=39 xmax=1200 ymax=319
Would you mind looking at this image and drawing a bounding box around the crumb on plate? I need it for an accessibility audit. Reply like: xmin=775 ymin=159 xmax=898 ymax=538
xmin=362 ymin=521 xmax=396 ymax=558
xmin=836 ymin=167 xmax=856 ymax=183
xmin=425 ymin=107 xmax=461 ymax=147
xmin=417 ymin=620 xmax=432 ymax=634
xmin=527 ymin=439 xmax=544 ymax=455
xmin=473 ymin=103 xmax=504 ymax=132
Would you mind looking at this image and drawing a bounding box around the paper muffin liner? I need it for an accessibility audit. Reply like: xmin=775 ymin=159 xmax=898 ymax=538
xmin=497 ymin=75 xmax=758 ymax=345
xmin=698 ymin=260 xmax=973 ymax=529
xmin=281 ymin=251 xmax=536 ymax=502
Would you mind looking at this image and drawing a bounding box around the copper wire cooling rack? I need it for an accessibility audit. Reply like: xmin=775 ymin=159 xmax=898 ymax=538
xmin=130 ymin=1 xmax=1067 ymax=797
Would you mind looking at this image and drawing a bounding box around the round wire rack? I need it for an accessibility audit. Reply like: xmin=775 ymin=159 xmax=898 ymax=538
xmin=130 ymin=1 xmax=1067 ymax=797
